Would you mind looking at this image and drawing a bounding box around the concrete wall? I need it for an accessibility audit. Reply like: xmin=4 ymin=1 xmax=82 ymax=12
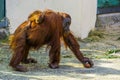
xmin=6 ymin=0 xmax=97 ymax=39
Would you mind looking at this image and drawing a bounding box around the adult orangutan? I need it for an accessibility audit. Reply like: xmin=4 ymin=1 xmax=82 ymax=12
xmin=9 ymin=9 xmax=93 ymax=72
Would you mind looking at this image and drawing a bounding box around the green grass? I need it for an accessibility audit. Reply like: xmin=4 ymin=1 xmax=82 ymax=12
xmin=0 ymin=36 xmax=9 ymax=45
xmin=105 ymin=49 xmax=120 ymax=55
xmin=83 ymin=49 xmax=120 ymax=59
xmin=82 ymin=29 xmax=105 ymax=42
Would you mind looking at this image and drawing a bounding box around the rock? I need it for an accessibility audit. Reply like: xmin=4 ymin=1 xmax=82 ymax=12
xmin=0 ymin=28 xmax=9 ymax=39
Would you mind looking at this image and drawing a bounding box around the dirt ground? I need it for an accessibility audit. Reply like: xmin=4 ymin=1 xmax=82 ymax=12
xmin=0 ymin=25 xmax=120 ymax=80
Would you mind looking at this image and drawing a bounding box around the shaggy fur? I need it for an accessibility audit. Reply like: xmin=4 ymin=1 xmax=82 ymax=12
xmin=9 ymin=9 xmax=93 ymax=72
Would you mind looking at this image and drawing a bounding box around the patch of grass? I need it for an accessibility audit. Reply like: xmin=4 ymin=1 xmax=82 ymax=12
xmin=83 ymin=29 xmax=104 ymax=42
xmin=92 ymin=53 xmax=120 ymax=59
xmin=105 ymin=55 xmax=120 ymax=59
xmin=89 ymin=29 xmax=104 ymax=38
xmin=62 ymin=55 xmax=73 ymax=58
xmin=105 ymin=49 xmax=120 ymax=55
xmin=0 ymin=36 xmax=9 ymax=45
xmin=102 ymin=49 xmax=120 ymax=59
xmin=83 ymin=49 xmax=120 ymax=59
xmin=83 ymin=36 xmax=101 ymax=42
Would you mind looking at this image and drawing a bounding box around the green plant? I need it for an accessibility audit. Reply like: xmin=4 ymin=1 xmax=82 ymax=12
xmin=105 ymin=49 xmax=120 ymax=55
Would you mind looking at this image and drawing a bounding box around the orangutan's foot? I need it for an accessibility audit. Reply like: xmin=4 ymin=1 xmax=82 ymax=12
xmin=13 ymin=65 xmax=28 ymax=72
xmin=49 ymin=63 xmax=59 ymax=69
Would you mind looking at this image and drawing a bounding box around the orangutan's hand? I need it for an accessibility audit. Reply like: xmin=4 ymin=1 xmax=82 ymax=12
xmin=82 ymin=57 xmax=94 ymax=68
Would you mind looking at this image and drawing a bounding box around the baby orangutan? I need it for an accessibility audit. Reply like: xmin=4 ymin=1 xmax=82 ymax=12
xmin=9 ymin=9 xmax=93 ymax=72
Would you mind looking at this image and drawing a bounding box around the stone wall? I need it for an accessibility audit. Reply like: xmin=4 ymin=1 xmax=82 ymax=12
xmin=96 ymin=13 xmax=120 ymax=29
